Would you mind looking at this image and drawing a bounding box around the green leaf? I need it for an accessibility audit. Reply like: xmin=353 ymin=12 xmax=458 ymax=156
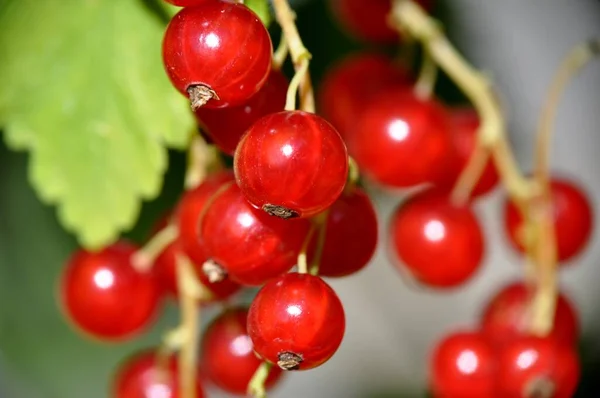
xmin=246 ymin=0 xmax=273 ymax=28
xmin=0 ymin=0 xmax=194 ymax=249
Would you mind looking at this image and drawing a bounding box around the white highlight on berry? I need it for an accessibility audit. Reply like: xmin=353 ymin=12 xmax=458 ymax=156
xmin=231 ymin=335 xmax=254 ymax=356
xmin=93 ymin=268 xmax=114 ymax=289
xmin=281 ymin=144 xmax=293 ymax=157
xmin=389 ymin=120 xmax=409 ymax=142
xmin=237 ymin=212 xmax=255 ymax=228
xmin=146 ymin=384 xmax=172 ymax=398
xmin=287 ymin=305 xmax=302 ymax=317
xmin=516 ymin=349 xmax=538 ymax=369
xmin=204 ymin=33 xmax=220 ymax=49
xmin=456 ymin=350 xmax=478 ymax=374
xmin=424 ymin=220 xmax=446 ymax=242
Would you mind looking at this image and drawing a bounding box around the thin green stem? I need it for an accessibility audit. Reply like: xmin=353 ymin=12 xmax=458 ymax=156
xmin=248 ymin=362 xmax=272 ymax=398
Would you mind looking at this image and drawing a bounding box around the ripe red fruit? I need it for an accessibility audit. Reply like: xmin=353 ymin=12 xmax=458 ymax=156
xmin=59 ymin=242 xmax=161 ymax=341
xmin=175 ymin=170 xmax=235 ymax=267
xmin=195 ymin=69 xmax=289 ymax=155
xmin=112 ymin=349 xmax=205 ymax=398
xmin=200 ymin=183 xmax=311 ymax=286
xmin=347 ymin=89 xmax=454 ymax=188
xmin=430 ymin=331 xmax=496 ymax=398
xmin=247 ymin=272 xmax=346 ymax=371
xmin=480 ymin=281 xmax=579 ymax=348
xmin=318 ymin=53 xmax=410 ymax=139
xmin=389 ymin=190 xmax=485 ymax=287
xmin=504 ymin=177 xmax=593 ymax=262
xmin=328 ymin=0 xmax=434 ymax=43
xmin=162 ymin=1 xmax=272 ymax=108
xmin=498 ymin=336 xmax=580 ymax=398
xmin=164 ymin=0 xmax=213 ymax=7
xmin=201 ymin=307 xmax=284 ymax=395
xmin=436 ymin=107 xmax=499 ymax=197
xmin=153 ymin=239 xmax=241 ymax=302
xmin=234 ymin=110 xmax=349 ymax=218
xmin=309 ymin=187 xmax=378 ymax=277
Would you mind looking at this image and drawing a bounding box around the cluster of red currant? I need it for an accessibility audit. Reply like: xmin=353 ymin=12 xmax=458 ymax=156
xmin=54 ymin=0 xmax=597 ymax=397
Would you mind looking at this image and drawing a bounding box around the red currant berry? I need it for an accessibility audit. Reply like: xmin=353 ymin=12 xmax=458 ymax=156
xmin=318 ymin=53 xmax=410 ymax=139
xmin=195 ymin=69 xmax=289 ymax=155
xmin=504 ymin=177 xmax=593 ymax=263
xmin=234 ymin=110 xmax=349 ymax=218
xmin=436 ymin=107 xmax=499 ymax=197
xmin=247 ymin=273 xmax=346 ymax=371
xmin=347 ymin=89 xmax=454 ymax=188
xmin=328 ymin=0 xmax=434 ymax=43
xmin=200 ymin=183 xmax=311 ymax=286
xmin=498 ymin=336 xmax=580 ymax=398
xmin=113 ymin=349 xmax=205 ymax=398
xmin=164 ymin=0 xmax=213 ymax=7
xmin=430 ymin=331 xmax=496 ymax=398
xmin=176 ymin=170 xmax=235 ymax=267
xmin=162 ymin=1 xmax=272 ymax=108
xmin=153 ymin=239 xmax=241 ymax=302
xmin=59 ymin=242 xmax=161 ymax=341
xmin=389 ymin=190 xmax=485 ymax=288
xmin=309 ymin=187 xmax=378 ymax=277
xmin=201 ymin=307 xmax=284 ymax=395
xmin=480 ymin=281 xmax=579 ymax=348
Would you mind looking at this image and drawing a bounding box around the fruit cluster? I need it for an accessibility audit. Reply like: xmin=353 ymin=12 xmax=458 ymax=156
xmin=54 ymin=0 xmax=597 ymax=397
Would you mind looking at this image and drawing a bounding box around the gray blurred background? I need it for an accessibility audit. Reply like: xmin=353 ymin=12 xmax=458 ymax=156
xmin=1 ymin=0 xmax=599 ymax=397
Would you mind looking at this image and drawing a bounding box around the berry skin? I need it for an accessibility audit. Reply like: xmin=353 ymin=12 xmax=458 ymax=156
xmin=195 ymin=69 xmax=289 ymax=155
xmin=162 ymin=1 xmax=272 ymax=108
xmin=480 ymin=281 xmax=579 ymax=348
xmin=153 ymin=239 xmax=241 ymax=302
xmin=309 ymin=187 xmax=378 ymax=278
xmin=328 ymin=0 xmax=434 ymax=43
xmin=59 ymin=242 xmax=161 ymax=341
xmin=389 ymin=190 xmax=484 ymax=288
xmin=436 ymin=107 xmax=499 ymax=197
xmin=504 ymin=177 xmax=593 ymax=263
xmin=318 ymin=53 xmax=410 ymax=139
xmin=234 ymin=110 xmax=349 ymax=218
xmin=200 ymin=183 xmax=311 ymax=286
xmin=247 ymin=272 xmax=346 ymax=371
xmin=347 ymin=89 xmax=455 ymax=188
xmin=498 ymin=336 xmax=580 ymax=398
xmin=112 ymin=349 xmax=205 ymax=398
xmin=201 ymin=307 xmax=284 ymax=395
xmin=175 ymin=170 xmax=235 ymax=268
xmin=164 ymin=0 xmax=213 ymax=7
xmin=430 ymin=331 xmax=496 ymax=398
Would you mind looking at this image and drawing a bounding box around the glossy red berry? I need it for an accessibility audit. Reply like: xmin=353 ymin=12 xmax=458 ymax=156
xmin=481 ymin=281 xmax=579 ymax=348
xmin=176 ymin=170 xmax=235 ymax=267
xmin=436 ymin=107 xmax=499 ymax=197
xmin=113 ymin=349 xmax=204 ymax=398
xmin=318 ymin=53 xmax=410 ymax=139
xmin=389 ymin=190 xmax=485 ymax=287
xmin=235 ymin=110 xmax=349 ymax=218
xmin=247 ymin=272 xmax=346 ymax=371
xmin=498 ymin=336 xmax=580 ymax=398
xmin=162 ymin=1 xmax=272 ymax=108
xmin=153 ymin=239 xmax=241 ymax=302
xmin=309 ymin=187 xmax=378 ymax=277
xmin=328 ymin=0 xmax=434 ymax=43
xmin=201 ymin=307 xmax=284 ymax=395
xmin=504 ymin=177 xmax=593 ymax=263
xmin=430 ymin=331 xmax=496 ymax=398
xmin=59 ymin=242 xmax=161 ymax=341
xmin=195 ymin=69 xmax=289 ymax=155
xmin=347 ymin=89 xmax=454 ymax=188
xmin=200 ymin=183 xmax=311 ymax=286
xmin=164 ymin=0 xmax=213 ymax=7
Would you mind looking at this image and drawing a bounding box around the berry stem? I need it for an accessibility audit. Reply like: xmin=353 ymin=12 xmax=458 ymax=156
xmin=185 ymin=135 xmax=222 ymax=190
xmin=450 ymin=142 xmax=490 ymax=205
xmin=414 ymin=47 xmax=438 ymax=99
xmin=308 ymin=211 xmax=329 ymax=276
xmin=285 ymin=59 xmax=309 ymax=111
xmin=272 ymin=0 xmax=316 ymax=112
xmin=297 ymin=222 xmax=317 ymax=274
xmin=344 ymin=156 xmax=361 ymax=194
xmin=175 ymin=254 xmax=202 ymax=398
xmin=247 ymin=361 xmax=272 ymax=398
xmin=273 ymin=34 xmax=289 ymax=70
xmin=131 ymin=224 xmax=178 ymax=272
xmin=155 ymin=326 xmax=186 ymax=383
xmin=390 ymin=0 xmax=535 ymax=203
